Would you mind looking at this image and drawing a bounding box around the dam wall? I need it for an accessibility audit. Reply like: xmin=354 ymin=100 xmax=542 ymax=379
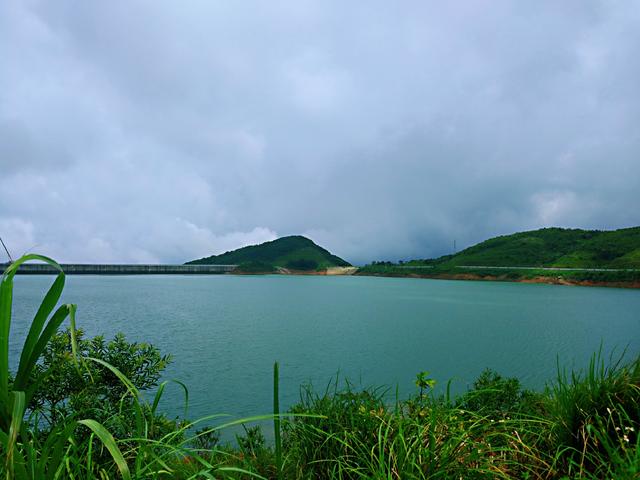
xmin=2 ymin=263 xmax=237 ymax=275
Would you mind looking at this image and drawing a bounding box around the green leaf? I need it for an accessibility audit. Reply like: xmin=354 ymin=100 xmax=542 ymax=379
xmin=17 ymin=273 xmax=65 ymax=383
xmin=85 ymin=357 xmax=145 ymax=436
xmin=41 ymin=421 xmax=79 ymax=480
xmin=1 ymin=254 xmax=64 ymax=414
xmin=78 ymin=419 xmax=131 ymax=480
xmin=5 ymin=391 xmax=26 ymax=477
xmin=152 ymin=379 xmax=189 ymax=419
xmin=14 ymin=304 xmax=73 ymax=396
xmin=273 ymin=361 xmax=283 ymax=480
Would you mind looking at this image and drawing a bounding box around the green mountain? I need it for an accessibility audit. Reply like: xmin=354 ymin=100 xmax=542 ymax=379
xmin=186 ymin=235 xmax=351 ymax=271
xmin=417 ymin=226 xmax=640 ymax=268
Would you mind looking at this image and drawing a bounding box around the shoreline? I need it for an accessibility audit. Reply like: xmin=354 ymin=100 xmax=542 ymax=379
xmin=353 ymin=271 xmax=640 ymax=289
xmin=7 ymin=263 xmax=638 ymax=288
xmin=235 ymin=268 xmax=640 ymax=288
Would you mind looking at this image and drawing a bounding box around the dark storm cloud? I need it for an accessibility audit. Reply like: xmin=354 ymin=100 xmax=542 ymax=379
xmin=1 ymin=1 xmax=638 ymax=264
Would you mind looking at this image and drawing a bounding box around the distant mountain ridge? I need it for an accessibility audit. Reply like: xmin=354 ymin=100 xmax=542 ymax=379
xmin=416 ymin=226 xmax=640 ymax=268
xmin=186 ymin=235 xmax=351 ymax=271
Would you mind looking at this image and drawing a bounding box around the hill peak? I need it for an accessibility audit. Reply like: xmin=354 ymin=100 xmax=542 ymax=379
xmin=186 ymin=235 xmax=350 ymax=270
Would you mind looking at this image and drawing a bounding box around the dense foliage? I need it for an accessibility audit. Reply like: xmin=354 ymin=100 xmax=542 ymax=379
xmin=285 ymin=259 xmax=319 ymax=271
xmin=360 ymin=226 xmax=640 ymax=284
xmin=186 ymin=235 xmax=351 ymax=270
xmin=358 ymin=263 xmax=640 ymax=284
xmin=29 ymin=328 xmax=173 ymax=436
xmin=426 ymin=226 xmax=640 ymax=268
xmin=235 ymin=260 xmax=278 ymax=273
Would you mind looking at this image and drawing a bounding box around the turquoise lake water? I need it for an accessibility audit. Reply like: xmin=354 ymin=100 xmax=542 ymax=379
xmin=9 ymin=274 xmax=640 ymax=430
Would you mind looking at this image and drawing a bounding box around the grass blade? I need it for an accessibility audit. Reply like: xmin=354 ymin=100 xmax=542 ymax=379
xmin=216 ymin=466 xmax=268 ymax=479
xmin=42 ymin=421 xmax=80 ymax=480
xmin=1 ymin=255 xmax=64 ymax=407
xmin=78 ymin=419 xmax=131 ymax=480
xmin=0 ymin=261 xmax=15 ymax=413
xmin=86 ymin=357 xmax=145 ymax=437
xmin=152 ymin=379 xmax=189 ymax=419
xmin=274 ymin=361 xmax=283 ymax=480
xmin=14 ymin=304 xmax=73 ymax=395
xmin=17 ymin=273 xmax=65 ymax=381
xmin=5 ymin=391 xmax=26 ymax=477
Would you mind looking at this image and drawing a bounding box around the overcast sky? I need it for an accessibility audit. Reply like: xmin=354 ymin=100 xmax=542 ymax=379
xmin=1 ymin=1 xmax=639 ymax=265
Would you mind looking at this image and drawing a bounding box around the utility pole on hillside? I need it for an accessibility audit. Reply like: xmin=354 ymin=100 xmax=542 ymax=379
xmin=453 ymin=239 xmax=457 ymax=254
xmin=0 ymin=236 xmax=13 ymax=263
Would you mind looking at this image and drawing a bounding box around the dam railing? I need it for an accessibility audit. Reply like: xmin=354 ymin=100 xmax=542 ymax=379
xmin=1 ymin=263 xmax=238 ymax=275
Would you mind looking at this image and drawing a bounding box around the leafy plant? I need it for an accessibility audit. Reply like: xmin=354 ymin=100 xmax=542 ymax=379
xmin=415 ymin=371 xmax=437 ymax=399
xmin=29 ymin=328 xmax=172 ymax=433
xmin=456 ymin=369 xmax=542 ymax=418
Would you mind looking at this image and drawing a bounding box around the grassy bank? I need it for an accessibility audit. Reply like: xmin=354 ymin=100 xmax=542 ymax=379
xmin=357 ymin=263 xmax=640 ymax=287
xmin=2 ymin=256 xmax=639 ymax=478
xmin=357 ymin=226 xmax=640 ymax=287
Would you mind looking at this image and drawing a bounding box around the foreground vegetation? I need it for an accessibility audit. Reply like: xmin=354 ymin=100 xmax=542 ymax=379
xmin=2 ymin=256 xmax=639 ymax=478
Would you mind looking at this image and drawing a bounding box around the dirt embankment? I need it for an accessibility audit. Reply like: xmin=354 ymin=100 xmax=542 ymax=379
xmin=234 ymin=266 xmax=359 ymax=276
xmin=234 ymin=268 xmax=639 ymax=287
xmin=279 ymin=266 xmax=359 ymax=276
xmin=358 ymin=272 xmax=640 ymax=289
xmin=323 ymin=267 xmax=359 ymax=275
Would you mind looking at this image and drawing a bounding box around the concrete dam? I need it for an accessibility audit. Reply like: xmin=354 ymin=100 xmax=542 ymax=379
xmin=2 ymin=263 xmax=237 ymax=275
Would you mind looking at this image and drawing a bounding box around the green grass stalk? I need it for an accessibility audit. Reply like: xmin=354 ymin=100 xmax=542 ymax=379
xmin=273 ymin=361 xmax=283 ymax=480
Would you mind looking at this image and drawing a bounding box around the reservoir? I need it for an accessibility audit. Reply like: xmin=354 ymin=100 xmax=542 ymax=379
xmin=9 ymin=275 xmax=640 ymax=425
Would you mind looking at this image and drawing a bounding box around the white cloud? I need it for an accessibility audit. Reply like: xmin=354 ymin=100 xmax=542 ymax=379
xmin=0 ymin=0 xmax=638 ymax=264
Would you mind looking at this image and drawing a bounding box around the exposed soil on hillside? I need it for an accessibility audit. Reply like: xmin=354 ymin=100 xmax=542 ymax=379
xmin=233 ymin=268 xmax=639 ymax=287
xmin=233 ymin=266 xmax=359 ymax=276
xmin=358 ymin=272 xmax=640 ymax=289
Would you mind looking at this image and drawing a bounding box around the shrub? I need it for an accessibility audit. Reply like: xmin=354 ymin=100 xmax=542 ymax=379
xmin=457 ymin=369 xmax=543 ymax=418
xmin=28 ymin=328 xmax=175 ymax=445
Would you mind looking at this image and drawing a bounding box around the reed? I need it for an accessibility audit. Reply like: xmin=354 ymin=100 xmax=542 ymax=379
xmin=273 ymin=362 xmax=283 ymax=480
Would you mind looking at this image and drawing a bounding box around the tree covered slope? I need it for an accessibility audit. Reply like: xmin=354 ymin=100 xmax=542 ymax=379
xmin=428 ymin=227 xmax=640 ymax=268
xmin=185 ymin=235 xmax=351 ymax=271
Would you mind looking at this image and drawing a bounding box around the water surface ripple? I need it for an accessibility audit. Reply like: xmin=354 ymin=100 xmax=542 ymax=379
xmin=10 ymin=275 xmax=640 ymax=423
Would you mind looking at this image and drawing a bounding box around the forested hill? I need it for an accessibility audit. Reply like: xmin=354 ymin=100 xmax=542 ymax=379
xmin=424 ymin=227 xmax=640 ymax=268
xmin=185 ymin=235 xmax=351 ymax=271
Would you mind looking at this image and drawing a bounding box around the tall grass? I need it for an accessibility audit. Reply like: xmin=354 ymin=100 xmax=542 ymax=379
xmin=548 ymin=349 xmax=640 ymax=477
xmin=282 ymin=380 xmax=534 ymax=479
xmin=283 ymin=356 xmax=639 ymax=479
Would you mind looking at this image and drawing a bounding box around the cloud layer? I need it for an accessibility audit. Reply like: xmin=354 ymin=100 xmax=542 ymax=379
xmin=1 ymin=1 xmax=639 ymax=264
